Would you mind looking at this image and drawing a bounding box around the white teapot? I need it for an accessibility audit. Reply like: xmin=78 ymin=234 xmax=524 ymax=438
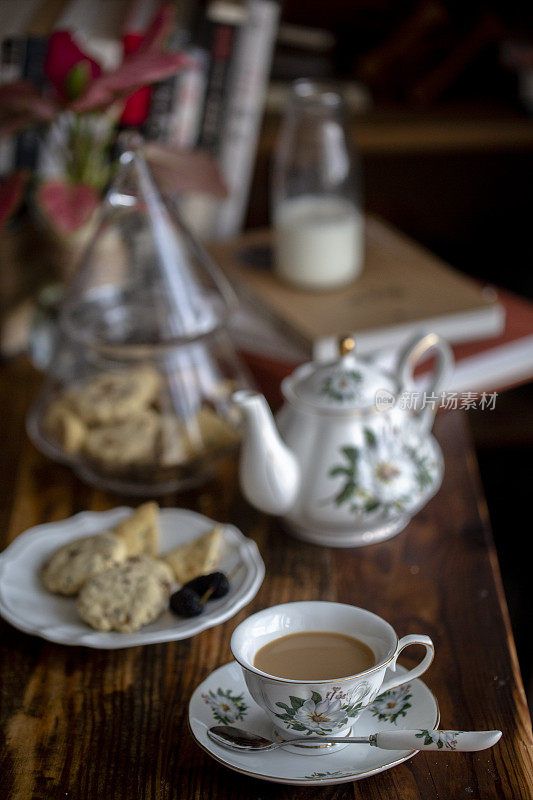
xmin=233 ymin=333 xmax=453 ymax=547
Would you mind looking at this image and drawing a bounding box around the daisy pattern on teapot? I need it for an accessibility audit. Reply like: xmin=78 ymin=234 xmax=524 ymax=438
xmin=326 ymin=427 xmax=437 ymax=518
xmin=320 ymin=368 xmax=363 ymax=403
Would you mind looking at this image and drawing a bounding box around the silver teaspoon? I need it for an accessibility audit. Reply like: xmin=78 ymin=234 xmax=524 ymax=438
xmin=207 ymin=726 xmax=502 ymax=753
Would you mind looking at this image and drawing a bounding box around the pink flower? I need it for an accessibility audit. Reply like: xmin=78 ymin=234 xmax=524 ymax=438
xmin=44 ymin=31 xmax=102 ymax=101
xmin=35 ymin=179 xmax=100 ymax=235
xmin=0 ymin=4 xmax=189 ymax=129
xmin=0 ymin=3 xmax=225 ymax=234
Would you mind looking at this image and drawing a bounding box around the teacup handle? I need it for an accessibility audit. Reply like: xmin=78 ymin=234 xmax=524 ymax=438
xmin=379 ymin=634 xmax=434 ymax=694
xmin=397 ymin=332 xmax=454 ymax=434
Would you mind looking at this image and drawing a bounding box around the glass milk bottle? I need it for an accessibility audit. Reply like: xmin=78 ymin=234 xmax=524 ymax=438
xmin=271 ymin=79 xmax=363 ymax=290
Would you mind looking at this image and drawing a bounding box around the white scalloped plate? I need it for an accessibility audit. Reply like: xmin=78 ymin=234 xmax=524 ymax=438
xmin=0 ymin=508 xmax=265 ymax=649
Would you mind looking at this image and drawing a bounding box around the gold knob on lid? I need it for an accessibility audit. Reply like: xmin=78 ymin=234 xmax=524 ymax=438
xmin=339 ymin=336 xmax=355 ymax=356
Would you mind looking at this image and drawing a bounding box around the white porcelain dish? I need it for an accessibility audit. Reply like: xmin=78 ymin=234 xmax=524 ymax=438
xmin=189 ymin=661 xmax=439 ymax=786
xmin=0 ymin=508 xmax=265 ymax=649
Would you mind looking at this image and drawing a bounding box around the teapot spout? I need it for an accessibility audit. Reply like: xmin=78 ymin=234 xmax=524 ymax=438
xmin=232 ymin=391 xmax=300 ymax=515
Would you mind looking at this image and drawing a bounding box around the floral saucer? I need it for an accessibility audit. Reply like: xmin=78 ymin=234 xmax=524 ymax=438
xmin=188 ymin=661 xmax=439 ymax=786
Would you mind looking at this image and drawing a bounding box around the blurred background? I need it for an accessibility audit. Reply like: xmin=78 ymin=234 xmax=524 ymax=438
xmin=0 ymin=0 xmax=532 ymax=704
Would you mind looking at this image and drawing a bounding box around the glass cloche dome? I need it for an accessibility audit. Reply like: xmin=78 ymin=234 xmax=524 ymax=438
xmin=27 ymin=138 xmax=253 ymax=495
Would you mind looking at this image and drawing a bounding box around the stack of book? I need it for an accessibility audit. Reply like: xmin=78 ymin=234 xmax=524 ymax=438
xmin=208 ymin=218 xmax=533 ymax=398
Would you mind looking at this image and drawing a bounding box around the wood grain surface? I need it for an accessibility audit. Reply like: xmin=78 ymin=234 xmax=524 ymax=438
xmin=1 ymin=359 xmax=532 ymax=799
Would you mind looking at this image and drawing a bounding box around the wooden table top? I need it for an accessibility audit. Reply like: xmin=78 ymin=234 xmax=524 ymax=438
xmin=1 ymin=359 xmax=532 ymax=799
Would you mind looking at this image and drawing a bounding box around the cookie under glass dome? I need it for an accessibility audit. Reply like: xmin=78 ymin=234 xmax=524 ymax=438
xmin=27 ymin=138 xmax=252 ymax=495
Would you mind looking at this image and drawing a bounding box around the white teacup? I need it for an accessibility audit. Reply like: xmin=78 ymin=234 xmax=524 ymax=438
xmin=231 ymin=601 xmax=434 ymax=754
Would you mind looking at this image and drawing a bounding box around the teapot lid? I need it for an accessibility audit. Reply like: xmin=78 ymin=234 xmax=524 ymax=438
xmin=283 ymin=337 xmax=398 ymax=413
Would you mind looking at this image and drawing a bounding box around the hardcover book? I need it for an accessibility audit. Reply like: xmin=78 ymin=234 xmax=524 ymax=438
xmin=209 ymin=216 xmax=505 ymax=356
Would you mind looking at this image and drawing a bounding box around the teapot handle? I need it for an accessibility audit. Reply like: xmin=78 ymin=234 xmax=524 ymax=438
xmin=397 ymin=333 xmax=454 ymax=433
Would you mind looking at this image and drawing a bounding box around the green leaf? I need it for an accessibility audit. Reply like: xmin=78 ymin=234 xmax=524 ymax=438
xmin=346 ymin=702 xmax=363 ymax=716
xmin=364 ymin=428 xmax=377 ymax=448
xmin=364 ymin=499 xmax=380 ymax=513
xmin=348 ymin=370 xmax=363 ymax=383
xmin=311 ymin=691 xmax=322 ymax=704
xmin=291 ymin=723 xmax=307 ymax=731
xmin=275 ymin=702 xmax=294 ymax=715
xmin=437 ymin=739 xmax=443 ymax=748
xmin=289 ymin=696 xmax=305 ymax=710
xmin=341 ymin=446 xmax=358 ymax=463
xmin=64 ymin=60 xmax=92 ymax=101
xmin=328 ymin=466 xmax=350 ymax=478
xmin=335 ymin=481 xmax=356 ymax=506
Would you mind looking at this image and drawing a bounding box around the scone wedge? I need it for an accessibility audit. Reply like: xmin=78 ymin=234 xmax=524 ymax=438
xmin=113 ymin=502 xmax=160 ymax=557
xmin=163 ymin=525 xmax=223 ymax=585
